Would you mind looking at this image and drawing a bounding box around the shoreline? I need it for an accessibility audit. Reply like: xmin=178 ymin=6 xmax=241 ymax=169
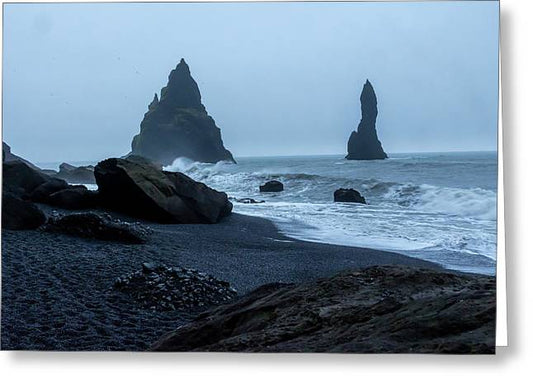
xmin=1 ymin=209 xmax=444 ymax=351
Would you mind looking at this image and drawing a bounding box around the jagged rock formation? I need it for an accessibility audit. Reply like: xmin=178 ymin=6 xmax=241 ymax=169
xmin=2 ymin=142 xmax=41 ymax=170
xmin=152 ymin=266 xmax=495 ymax=354
xmin=346 ymin=80 xmax=387 ymax=160
xmin=130 ymin=59 xmax=235 ymax=165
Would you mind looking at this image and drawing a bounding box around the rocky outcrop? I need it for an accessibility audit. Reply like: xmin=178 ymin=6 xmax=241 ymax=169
xmin=2 ymin=142 xmax=41 ymax=170
xmin=3 ymin=160 xmax=51 ymax=198
xmin=151 ymin=266 xmax=495 ymax=354
xmin=47 ymin=186 xmax=99 ymax=210
xmin=334 ymin=188 xmax=366 ymax=204
xmin=43 ymin=212 xmax=151 ymax=244
xmin=260 ymin=180 xmax=284 ymax=192
xmin=30 ymin=179 xmax=70 ymax=203
xmin=346 ymin=80 xmax=387 ymax=160
xmin=114 ymin=263 xmax=237 ymax=311
xmin=94 ymin=157 xmax=232 ymax=224
xmin=54 ymin=163 xmax=96 ymax=184
xmin=130 ymin=59 xmax=235 ymax=165
xmin=2 ymin=193 xmax=46 ymax=230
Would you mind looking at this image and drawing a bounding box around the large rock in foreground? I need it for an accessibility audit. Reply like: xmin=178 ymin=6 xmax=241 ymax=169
xmin=151 ymin=266 xmax=495 ymax=354
xmin=130 ymin=59 xmax=235 ymax=165
xmin=346 ymin=80 xmax=387 ymax=160
xmin=94 ymin=157 xmax=232 ymax=223
xmin=3 ymin=161 xmax=51 ymax=197
xmin=2 ymin=193 xmax=46 ymax=230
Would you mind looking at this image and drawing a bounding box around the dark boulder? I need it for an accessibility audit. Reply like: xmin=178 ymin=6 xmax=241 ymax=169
xmin=30 ymin=178 xmax=70 ymax=203
xmin=43 ymin=212 xmax=151 ymax=244
xmin=334 ymin=188 xmax=366 ymax=204
xmin=151 ymin=266 xmax=495 ymax=354
xmin=130 ymin=58 xmax=235 ymax=165
xmin=2 ymin=193 xmax=46 ymax=230
xmin=3 ymin=160 xmax=51 ymax=197
xmin=48 ymin=185 xmax=99 ymax=210
xmin=346 ymin=80 xmax=387 ymax=160
xmin=55 ymin=162 xmax=96 ymax=184
xmin=94 ymin=157 xmax=232 ymax=223
xmin=260 ymin=180 xmax=284 ymax=193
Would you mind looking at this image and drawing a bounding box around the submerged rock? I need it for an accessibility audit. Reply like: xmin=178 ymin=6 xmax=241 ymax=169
xmin=94 ymin=157 xmax=232 ymax=223
xmin=151 ymin=265 xmax=495 ymax=354
xmin=334 ymin=188 xmax=366 ymax=204
xmin=260 ymin=180 xmax=284 ymax=193
xmin=55 ymin=162 xmax=96 ymax=184
xmin=114 ymin=263 xmax=237 ymax=311
xmin=230 ymin=197 xmax=265 ymax=204
xmin=130 ymin=58 xmax=235 ymax=165
xmin=2 ymin=193 xmax=46 ymax=230
xmin=346 ymin=80 xmax=387 ymax=160
xmin=43 ymin=212 xmax=151 ymax=244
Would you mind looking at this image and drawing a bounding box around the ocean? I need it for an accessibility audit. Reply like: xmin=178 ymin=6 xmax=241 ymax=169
xmin=39 ymin=151 xmax=498 ymax=275
xmin=165 ymin=152 xmax=497 ymax=275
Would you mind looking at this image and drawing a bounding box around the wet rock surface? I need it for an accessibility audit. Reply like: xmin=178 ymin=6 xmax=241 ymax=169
xmin=152 ymin=265 xmax=495 ymax=354
xmin=334 ymin=188 xmax=367 ymax=204
xmin=114 ymin=263 xmax=237 ymax=311
xmin=260 ymin=180 xmax=284 ymax=192
xmin=43 ymin=212 xmax=152 ymax=244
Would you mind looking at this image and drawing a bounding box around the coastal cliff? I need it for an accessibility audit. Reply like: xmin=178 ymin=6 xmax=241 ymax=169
xmin=346 ymin=80 xmax=387 ymax=160
xmin=130 ymin=59 xmax=235 ymax=165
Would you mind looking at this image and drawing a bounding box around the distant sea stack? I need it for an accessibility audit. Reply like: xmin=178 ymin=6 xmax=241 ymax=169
xmin=346 ymin=80 xmax=387 ymax=160
xmin=130 ymin=59 xmax=235 ymax=165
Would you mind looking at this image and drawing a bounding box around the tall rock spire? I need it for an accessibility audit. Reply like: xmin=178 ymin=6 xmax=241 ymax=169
xmin=346 ymin=80 xmax=387 ymax=160
xmin=131 ymin=59 xmax=235 ymax=165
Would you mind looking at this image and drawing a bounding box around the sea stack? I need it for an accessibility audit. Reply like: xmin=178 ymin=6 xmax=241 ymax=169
xmin=346 ymin=80 xmax=387 ymax=160
xmin=130 ymin=59 xmax=235 ymax=165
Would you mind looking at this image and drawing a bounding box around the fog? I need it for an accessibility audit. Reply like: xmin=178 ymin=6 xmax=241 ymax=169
xmin=2 ymin=1 xmax=499 ymax=163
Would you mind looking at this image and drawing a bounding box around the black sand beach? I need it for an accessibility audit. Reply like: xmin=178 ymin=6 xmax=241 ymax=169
xmin=1 ymin=210 xmax=440 ymax=351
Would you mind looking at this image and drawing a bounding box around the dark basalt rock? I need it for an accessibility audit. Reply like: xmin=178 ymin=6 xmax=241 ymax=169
xmin=43 ymin=212 xmax=151 ymax=244
xmin=30 ymin=178 xmax=70 ymax=203
xmin=114 ymin=263 xmax=237 ymax=311
xmin=346 ymin=80 xmax=387 ymax=160
xmin=230 ymin=197 xmax=265 ymax=204
xmin=54 ymin=162 xmax=96 ymax=184
xmin=3 ymin=160 xmax=51 ymax=197
xmin=2 ymin=142 xmax=41 ymax=170
xmin=47 ymin=185 xmax=99 ymax=210
xmin=2 ymin=193 xmax=46 ymax=230
xmin=260 ymin=180 xmax=284 ymax=193
xmin=151 ymin=266 xmax=495 ymax=354
xmin=94 ymin=157 xmax=232 ymax=224
xmin=130 ymin=58 xmax=235 ymax=165
xmin=334 ymin=188 xmax=366 ymax=204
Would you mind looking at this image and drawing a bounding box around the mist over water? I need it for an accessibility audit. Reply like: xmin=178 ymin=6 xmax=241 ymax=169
xmin=164 ymin=151 xmax=497 ymax=275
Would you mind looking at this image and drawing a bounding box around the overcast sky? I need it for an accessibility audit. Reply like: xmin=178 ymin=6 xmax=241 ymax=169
xmin=3 ymin=1 xmax=499 ymax=163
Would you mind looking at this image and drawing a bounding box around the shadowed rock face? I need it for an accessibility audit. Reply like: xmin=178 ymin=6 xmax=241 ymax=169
xmin=346 ymin=80 xmax=387 ymax=160
xmin=130 ymin=59 xmax=235 ymax=166
xmin=151 ymin=266 xmax=495 ymax=354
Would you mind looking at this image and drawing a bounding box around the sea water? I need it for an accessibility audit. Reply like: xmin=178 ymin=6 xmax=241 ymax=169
xmin=39 ymin=152 xmax=497 ymax=275
xmin=165 ymin=152 xmax=497 ymax=275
